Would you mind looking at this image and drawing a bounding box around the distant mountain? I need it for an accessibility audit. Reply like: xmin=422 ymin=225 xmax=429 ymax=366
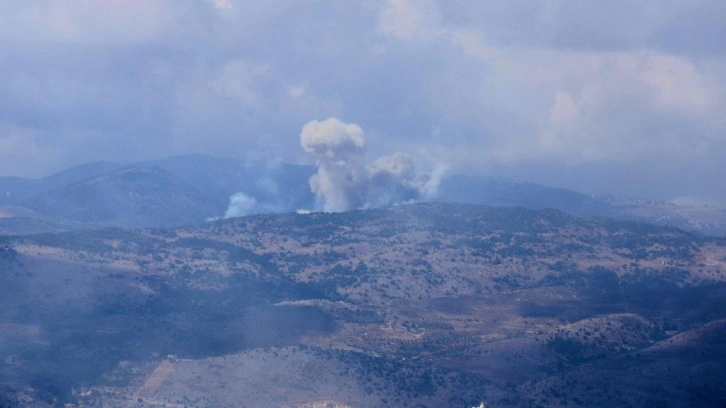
xmin=41 ymin=160 xmax=124 ymax=188
xmin=142 ymin=154 xmax=259 ymax=204
xmin=145 ymin=154 xmax=315 ymax=212
xmin=595 ymin=195 xmax=726 ymax=237
xmin=1 ymin=154 xmax=725 ymax=236
xmin=0 ymin=177 xmax=48 ymax=205
xmin=1 ymin=203 xmax=725 ymax=406
xmin=25 ymin=165 xmax=223 ymax=228
xmin=436 ymin=175 xmax=726 ymax=236
xmin=437 ymin=174 xmax=608 ymax=214
xmin=0 ymin=155 xmax=316 ymax=234
xmin=0 ymin=162 xmax=123 ymax=206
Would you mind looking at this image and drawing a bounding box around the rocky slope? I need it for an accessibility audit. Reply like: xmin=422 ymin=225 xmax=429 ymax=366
xmin=0 ymin=203 xmax=725 ymax=407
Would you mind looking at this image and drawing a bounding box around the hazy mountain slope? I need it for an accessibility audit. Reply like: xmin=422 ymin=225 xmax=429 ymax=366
xmin=0 ymin=177 xmax=48 ymax=205
xmin=40 ymin=161 xmax=124 ymax=188
xmin=0 ymin=162 xmax=123 ymax=206
xmin=437 ymin=175 xmax=608 ymax=214
xmin=597 ymin=195 xmax=726 ymax=237
xmin=437 ymin=175 xmax=726 ymax=236
xmin=147 ymin=154 xmax=316 ymax=211
xmin=1 ymin=203 xmax=725 ymax=407
xmin=24 ymin=165 xmax=223 ymax=228
xmin=3 ymin=155 xmax=725 ymax=236
xmin=142 ymin=154 xmax=255 ymax=205
xmin=0 ymin=155 xmax=315 ymax=234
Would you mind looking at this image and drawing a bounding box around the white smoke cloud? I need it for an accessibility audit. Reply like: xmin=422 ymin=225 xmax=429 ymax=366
xmin=224 ymin=192 xmax=257 ymax=218
xmin=211 ymin=0 xmax=234 ymax=11
xmin=300 ymin=117 xmax=368 ymax=212
xmin=300 ymin=117 xmax=445 ymax=212
xmin=300 ymin=117 xmax=366 ymax=159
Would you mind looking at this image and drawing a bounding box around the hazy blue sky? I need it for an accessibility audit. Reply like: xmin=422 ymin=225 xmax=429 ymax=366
xmin=1 ymin=1 xmax=724 ymax=205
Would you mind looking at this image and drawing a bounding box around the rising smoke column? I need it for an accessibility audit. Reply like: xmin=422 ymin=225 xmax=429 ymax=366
xmin=300 ymin=117 xmax=369 ymax=212
xmin=367 ymin=153 xmax=421 ymax=208
xmin=300 ymin=117 xmax=444 ymax=212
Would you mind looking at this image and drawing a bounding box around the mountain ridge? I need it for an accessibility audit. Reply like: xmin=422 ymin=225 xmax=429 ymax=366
xmin=1 ymin=155 xmax=725 ymax=237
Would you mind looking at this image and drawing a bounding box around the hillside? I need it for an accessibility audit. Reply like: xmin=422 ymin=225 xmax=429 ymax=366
xmin=25 ymin=166 xmax=223 ymax=228
xmin=143 ymin=154 xmax=315 ymax=211
xmin=438 ymin=175 xmax=726 ymax=236
xmin=0 ymin=177 xmax=48 ymax=206
xmin=0 ymin=203 xmax=725 ymax=407
xmin=0 ymin=155 xmax=315 ymax=233
xmin=1 ymin=155 xmax=725 ymax=236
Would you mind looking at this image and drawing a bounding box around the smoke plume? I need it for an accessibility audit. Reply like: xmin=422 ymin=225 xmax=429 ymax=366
xmin=224 ymin=192 xmax=258 ymax=218
xmin=300 ymin=117 xmax=444 ymax=212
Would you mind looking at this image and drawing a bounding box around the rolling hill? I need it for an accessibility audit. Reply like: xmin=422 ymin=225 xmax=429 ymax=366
xmin=25 ymin=166 xmax=223 ymax=229
xmin=0 ymin=203 xmax=724 ymax=407
xmin=1 ymin=154 xmax=726 ymax=236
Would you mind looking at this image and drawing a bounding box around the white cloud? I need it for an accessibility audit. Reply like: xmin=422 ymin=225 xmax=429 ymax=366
xmin=378 ymin=0 xmax=442 ymax=40
xmin=287 ymin=84 xmax=307 ymax=99
xmin=210 ymin=61 xmax=269 ymax=107
xmin=527 ymin=51 xmax=721 ymax=161
xmin=211 ymin=0 xmax=234 ymax=11
xmin=639 ymin=53 xmax=717 ymax=114
xmin=0 ymin=0 xmax=725 ymax=203
xmin=412 ymin=23 xmax=724 ymax=164
xmin=548 ymin=90 xmax=578 ymax=125
xmin=0 ymin=124 xmax=59 ymax=177
xmin=0 ymin=0 xmax=183 ymax=45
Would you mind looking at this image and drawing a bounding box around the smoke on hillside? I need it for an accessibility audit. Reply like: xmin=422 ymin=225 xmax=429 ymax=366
xmin=300 ymin=117 xmax=444 ymax=212
xmin=219 ymin=117 xmax=444 ymax=218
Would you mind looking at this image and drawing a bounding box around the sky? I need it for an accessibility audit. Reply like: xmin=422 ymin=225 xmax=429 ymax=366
xmin=1 ymin=0 xmax=725 ymax=206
